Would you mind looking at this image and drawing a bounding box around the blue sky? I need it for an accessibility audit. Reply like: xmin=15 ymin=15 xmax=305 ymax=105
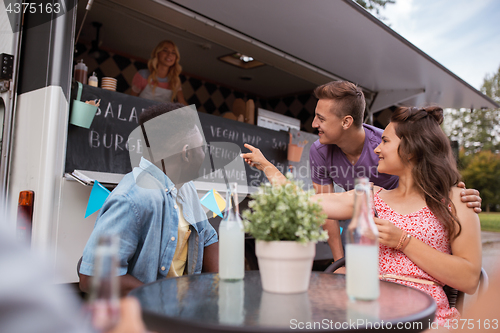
xmin=379 ymin=0 xmax=500 ymax=90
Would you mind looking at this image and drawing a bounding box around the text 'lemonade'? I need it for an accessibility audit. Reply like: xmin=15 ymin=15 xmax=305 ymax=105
xmin=345 ymin=177 xmax=379 ymax=301
xmin=219 ymin=182 xmax=245 ymax=280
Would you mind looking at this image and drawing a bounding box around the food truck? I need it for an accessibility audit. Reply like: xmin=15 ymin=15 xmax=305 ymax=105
xmin=0 ymin=0 xmax=497 ymax=284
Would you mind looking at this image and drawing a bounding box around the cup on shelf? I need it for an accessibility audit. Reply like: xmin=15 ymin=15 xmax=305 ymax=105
xmin=287 ymin=144 xmax=304 ymax=162
xmin=101 ymin=77 xmax=117 ymax=91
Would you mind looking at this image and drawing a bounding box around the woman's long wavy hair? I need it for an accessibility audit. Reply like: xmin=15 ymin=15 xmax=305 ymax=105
xmin=391 ymin=106 xmax=462 ymax=240
xmin=147 ymin=40 xmax=182 ymax=102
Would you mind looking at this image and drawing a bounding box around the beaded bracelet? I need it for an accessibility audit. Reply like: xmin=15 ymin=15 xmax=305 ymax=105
xmin=395 ymin=230 xmax=407 ymax=251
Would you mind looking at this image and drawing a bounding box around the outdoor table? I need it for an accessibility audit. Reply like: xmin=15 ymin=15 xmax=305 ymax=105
xmin=129 ymin=271 xmax=436 ymax=332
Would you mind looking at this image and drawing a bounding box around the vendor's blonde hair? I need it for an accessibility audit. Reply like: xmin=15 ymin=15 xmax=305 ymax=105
xmin=147 ymin=40 xmax=182 ymax=102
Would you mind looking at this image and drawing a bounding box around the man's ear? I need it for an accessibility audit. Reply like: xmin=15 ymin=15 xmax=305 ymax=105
xmin=342 ymin=116 xmax=354 ymax=129
xmin=182 ymin=144 xmax=189 ymax=162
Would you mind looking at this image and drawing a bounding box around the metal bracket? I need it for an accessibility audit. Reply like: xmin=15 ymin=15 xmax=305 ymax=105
xmin=1 ymin=53 xmax=14 ymax=80
xmin=0 ymin=53 xmax=14 ymax=93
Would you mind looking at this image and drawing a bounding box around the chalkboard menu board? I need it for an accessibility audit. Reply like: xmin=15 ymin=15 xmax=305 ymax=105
xmin=65 ymin=84 xmax=289 ymax=187
xmin=197 ymin=112 xmax=288 ymax=187
xmin=65 ymin=85 xmax=157 ymax=175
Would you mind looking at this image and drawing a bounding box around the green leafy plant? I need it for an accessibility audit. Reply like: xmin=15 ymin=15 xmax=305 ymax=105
xmin=242 ymin=174 xmax=328 ymax=244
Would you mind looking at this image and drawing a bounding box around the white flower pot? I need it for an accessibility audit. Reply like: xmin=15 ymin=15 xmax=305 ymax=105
xmin=255 ymin=240 xmax=315 ymax=294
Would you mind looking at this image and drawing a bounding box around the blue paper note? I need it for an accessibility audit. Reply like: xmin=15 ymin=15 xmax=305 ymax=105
xmin=200 ymin=189 xmax=225 ymax=218
xmin=85 ymin=181 xmax=111 ymax=218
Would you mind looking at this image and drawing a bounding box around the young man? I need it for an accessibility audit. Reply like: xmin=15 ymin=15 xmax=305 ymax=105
xmin=79 ymin=103 xmax=218 ymax=296
xmin=309 ymin=81 xmax=482 ymax=262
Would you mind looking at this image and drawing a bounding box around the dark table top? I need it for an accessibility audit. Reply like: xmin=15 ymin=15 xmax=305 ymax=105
xmin=130 ymin=271 xmax=436 ymax=332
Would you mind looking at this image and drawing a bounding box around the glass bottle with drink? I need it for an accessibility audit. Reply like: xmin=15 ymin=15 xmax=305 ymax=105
xmin=218 ymin=182 xmax=245 ymax=280
xmin=345 ymin=177 xmax=379 ymax=301
xmin=87 ymin=234 xmax=120 ymax=331
xmin=218 ymin=279 xmax=245 ymax=324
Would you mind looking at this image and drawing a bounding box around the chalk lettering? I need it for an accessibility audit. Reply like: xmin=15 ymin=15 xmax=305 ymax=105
xmin=201 ymin=168 xmax=246 ymax=181
xmin=117 ymin=104 xmax=127 ymax=121
xmin=242 ymin=132 xmax=261 ymax=146
xmin=210 ymin=126 xmax=220 ymax=138
xmin=271 ymin=138 xmax=287 ymax=150
xmin=115 ymin=134 xmax=124 ymax=150
xmin=90 ymin=130 xmax=100 ymax=148
xmin=129 ymin=107 xmax=139 ymax=123
xmin=209 ymin=146 xmax=239 ymax=161
xmin=90 ymin=130 xmax=143 ymax=152
xmin=104 ymin=102 xmax=114 ymax=118
xmin=209 ymin=126 xmax=240 ymax=141
xmin=103 ymin=133 xmax=113 ymax=149
xmin=223 ymin=128 xmax=238 ymax=141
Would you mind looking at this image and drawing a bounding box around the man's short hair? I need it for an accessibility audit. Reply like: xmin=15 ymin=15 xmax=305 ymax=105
xmin=314 ymin=81 xmax=366 ymax=127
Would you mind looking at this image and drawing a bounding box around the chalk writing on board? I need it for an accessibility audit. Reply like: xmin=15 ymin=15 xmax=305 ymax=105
xmin=66 ymin=84 xmax=290 ymax=188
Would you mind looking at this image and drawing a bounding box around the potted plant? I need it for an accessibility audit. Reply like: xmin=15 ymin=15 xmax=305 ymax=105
xmin=242 ymin=174 xmax=328 ymax=294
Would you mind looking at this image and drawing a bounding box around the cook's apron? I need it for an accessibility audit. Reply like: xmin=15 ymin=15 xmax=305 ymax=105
xmin=139 ymin=84 xmax=173 ymax=103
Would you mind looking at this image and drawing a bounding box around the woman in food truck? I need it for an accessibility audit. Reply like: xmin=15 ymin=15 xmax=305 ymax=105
xmin=131 ymin=40 xmax=187 ymax=105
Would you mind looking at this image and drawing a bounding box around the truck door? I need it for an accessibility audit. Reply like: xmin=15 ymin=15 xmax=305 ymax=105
xmin=0 ymin=1 xmax=78 ymax=258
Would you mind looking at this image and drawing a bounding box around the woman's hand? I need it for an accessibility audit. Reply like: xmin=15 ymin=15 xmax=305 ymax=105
xmin=240 ymin=144 xmax=271 ymax=171
xmin=374 ymin=217 xmax=404 ymax=249
xmin=241 ymin=143 xmax=288 ymax=186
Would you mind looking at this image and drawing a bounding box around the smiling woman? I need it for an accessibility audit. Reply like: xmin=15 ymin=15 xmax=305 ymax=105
xmin=130 ymin=40 xmax=187 ymax=105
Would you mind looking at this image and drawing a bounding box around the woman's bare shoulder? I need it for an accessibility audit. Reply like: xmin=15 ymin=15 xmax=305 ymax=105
xmin=450 ymin=186 xmax=465 ymax=205
xmin=450 ymin=186 xmax=479 ymax=222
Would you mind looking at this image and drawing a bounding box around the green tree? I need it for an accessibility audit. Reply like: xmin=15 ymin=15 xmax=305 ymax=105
xmin=354 ymin=0 xmax=395 ymax=20
xmin=481 ymin=65 xmax=500 ymax=104
xmin=444 ymin=65 xmax=500 ymax=155
xmin=445 ymin=108 xmax=500 ymax=155
xmin=460 ymin=150 xmax=500 ymax=212
xmin=445 ymin=65 xmax=500 ymax=212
